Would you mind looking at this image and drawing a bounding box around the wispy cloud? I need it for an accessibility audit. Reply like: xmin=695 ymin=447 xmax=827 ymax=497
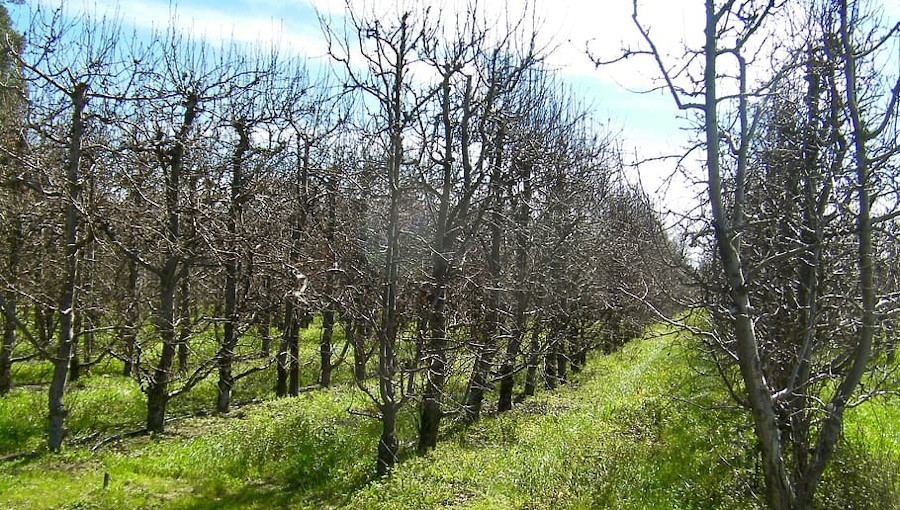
xmin=21 ymin=0 xmax=331 ymax=57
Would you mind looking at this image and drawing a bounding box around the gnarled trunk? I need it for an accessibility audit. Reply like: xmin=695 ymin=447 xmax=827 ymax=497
xmin=146 ymin=266 xmax=178 ymax=433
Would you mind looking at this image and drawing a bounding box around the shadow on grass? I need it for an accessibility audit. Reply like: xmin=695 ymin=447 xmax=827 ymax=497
xmin=173 ymin=484 xmax=297 ymax=510
xmin=173 ymin=481 xmax=356 ymax=510
xmin=169 ymin=462 xmax=377 ymax=510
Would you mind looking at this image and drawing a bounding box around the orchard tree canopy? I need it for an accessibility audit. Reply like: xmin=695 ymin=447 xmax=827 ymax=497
xmin=0 ymin=1 xmax=896 ymax=509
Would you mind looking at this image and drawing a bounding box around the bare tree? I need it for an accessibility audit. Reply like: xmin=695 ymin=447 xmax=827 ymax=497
xmin=99 ymin=25 xmax=241 ymax=433
xmin=211 ymin=44 xmax=285 ymax=413
xmin=323 ymin=2 xmax=440 ymax=475
xmin=4 ymin=4 xmax=137 ymax=449
xmin=597 ymin=0 xmax=899 ymax=507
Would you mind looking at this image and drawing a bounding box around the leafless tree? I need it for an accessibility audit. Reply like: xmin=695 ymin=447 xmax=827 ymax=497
xmin=597 ymin=0 xmax=899 ymax=507
xmin=2 ymin=3 xmax=139 ymax=449
xmin=99 ymin=25 xmax=243 ymax=433
xmin=323 ymin=2 xmax=441 ymax=475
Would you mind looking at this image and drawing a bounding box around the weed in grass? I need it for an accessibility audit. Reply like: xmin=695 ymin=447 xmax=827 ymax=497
xmin=9 ymin=360 xmax=54 ymax=385
xmin=67 ymin=375 xmax=145 ymax=434
xmin=0 ymin=388 xmax=46 ymax=455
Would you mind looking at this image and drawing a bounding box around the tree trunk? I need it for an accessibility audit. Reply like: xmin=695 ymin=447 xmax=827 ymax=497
xmin=570 ymin=325 xmax=586 ymax=374
xmin=499 ymin=155 xmax=532 ymax=412
xmin=76 ymin=240 xmax=96 ymax=381
xmin=82 ymin=312 xmax=94 ymax=378
xmin=217 ymin=120 xmax=249 ymax=414
xmin=700 ymin=2 xmax=793 ymax=506
xmin=543 ymin=337 xmax=558 ymax=390
xmin=144 ymin=91 xmax=197 ymax=434
xmin=375 ymin=204 xmax=401 ymax=473
xmin=376 ymin=400 xmax=399 ymax=477
xmin=418 ymin=253 xmax=450 ymax=452
xmin=259 ymin=310 xmax=271 ymax=357
xmin=523 ymin=316 xmax=542 ymax=398
xmin=0 ymin=289 xmax=14 ymax=394
xmin=319 ymin=307 xmax=335 ymax=387
xmin=464 ymin=218 xmax=502 ymax=419
xmin=216 ymin=276 xmax=237 ymax=413
xmin=176 ymin=275 xmax=190 ymax=373
xmin=374 ymin=53 xmax=406 ymax=472
xmin=146 ymin=267 xmax=178 ymax=433
xmin=462 ymin=313 xmax=497 ymax=422
xmin=418 ymin=68 xmax=461 ymax=452
xmin=556 ymin=326 xmax=568 ymax=384
xmin=375 ymin=308 xmax=400 ymax=475
xmin=68 ymin=325 xmax=80 ymax=382
xmin=289 ymin=312 xmax=305 ymax=396
xmin=346 ymin=319 xmax=367 ymax=383
xmin=464 ymin=128 xmax=505 ymax=420
xmin=1 ymin=216 xmax=20 ymax=394
xmin=794 ymin=6 xmax=878 ymax=506
xmin=48 ymin=335 xmax=75 ymax=450
xmin=48 ymin=82 xmax=87 ymax=452
xmin=122 ymin=258 xmax=139 ymax=378
xmin=276 ymin=299 xmax=297 ymax=397
xmin=498 ymin=279 xmax=528 ymax=409
xmin=497 ymin=337 xmax=522 ymax=411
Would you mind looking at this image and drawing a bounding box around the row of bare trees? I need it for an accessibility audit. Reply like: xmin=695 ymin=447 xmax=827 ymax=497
xmin=0 ymin=2 xmax=684 ymax=474
xmin=322 ymin=2 xmax=687 ymax=472
xmin=4 ymin=1 xmax=894 ymax=506
xmin=597 ymin=0 xmax=899 ymax=508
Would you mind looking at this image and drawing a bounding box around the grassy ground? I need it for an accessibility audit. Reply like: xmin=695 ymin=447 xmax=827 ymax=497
xmin=0 ymin=326 xmax=897 ymax=509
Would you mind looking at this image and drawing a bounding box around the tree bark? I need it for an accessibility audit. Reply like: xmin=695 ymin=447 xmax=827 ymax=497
xmin=289 ymin=313 xmax=305 ymax=396
xmin=498 ymin=160 xmax=531 ymax=412
xmin=346 ymin=319 xmax=367 ymax=383
xmin=48 ymin=82 xmax=87 ymax=452
xmin=276 ymin=299 xmax=297 ymax=397
xmin=319 ymin=307 xmax=335 ymax=387
xmin=0 ymin=290 xmax=15 ymax=394
xmin=522 ymin=313 xmax=542 ymax=398
xmin=146 ymin=263 xmax=180 ymax=432
xmin=217 ymin=120 xmax=249 ymax=414
xmin=122 ymin=257 xmax=139 ymax=378
xmin=258 ymin=310 xmax=271 ymax=357
xmin=376 ymin=399 xmax=399 ymax=477
xmin=175 ymin=274 xmax=190 ymax=373
xmin=144 ymin=91 xmax=198 ymax=434
xmin=700 ymin=2 xmax=793 ymax=506
xmin=68 ymin=317 xmax=81 ymax=383
xmin=418 ymin=69 xmax=457 ymax=452
xmin=794 ymin=6 xmax=878 ymax=506
xmin=417 ymin=257 xmax=448 ymax=452
xmin=463 ymin=122 xmax=504 ymax=421
xmin=0 ymin=215 xmax=21 ymax=394
xmin=543 ymin=339 xmax=558 ymax=390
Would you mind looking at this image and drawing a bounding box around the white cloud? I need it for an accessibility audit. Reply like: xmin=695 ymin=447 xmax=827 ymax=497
xmin=22 ymin=0 xmax=330 ymax=57
xmin=11 ymin=0 xmax=772 ymax=216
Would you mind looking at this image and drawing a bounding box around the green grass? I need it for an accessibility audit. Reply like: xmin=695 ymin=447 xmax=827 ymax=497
xmin=0 ymin=324 xmax=897 ymax=509
xmin=348 ymin=329 xmax=762 ymax=509
xmin=0 ymin=319 xmax=346 ymax=456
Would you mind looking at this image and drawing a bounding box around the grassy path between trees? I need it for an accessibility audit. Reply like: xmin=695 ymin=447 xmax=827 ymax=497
xmin=1 ymin=326 xmax=897 ymax=509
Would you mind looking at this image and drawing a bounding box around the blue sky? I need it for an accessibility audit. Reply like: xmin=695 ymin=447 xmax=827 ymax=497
xmin=9 ymin=0 xmax=897 ymax=217
xmin=7 ymin=0 xmax=690 ymax=139
xmin=6 ymin=0 xmax=696 ymax=207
